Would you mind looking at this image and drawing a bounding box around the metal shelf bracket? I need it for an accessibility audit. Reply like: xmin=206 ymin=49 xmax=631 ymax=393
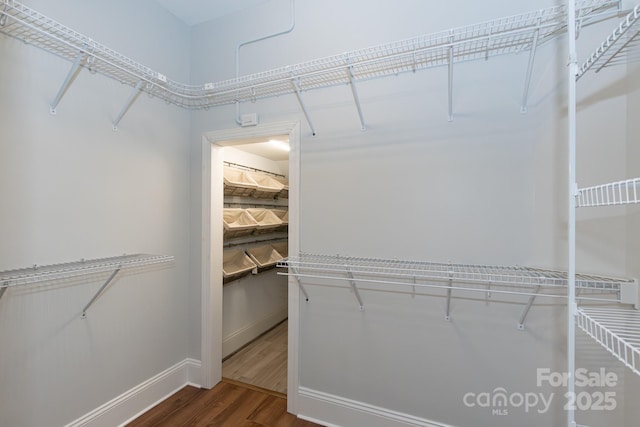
xmin=521 ymin=19 xmax=541 ymax=114
xmin=0 ymin=2 xmax=8 ymax=26
xmin=50 ymin=51 xmax=84 ymax=115
xmin=445 ymin=267 xmax=453 ymax=321
xmin=518 ymin=284 xmax=541 ymax=330
xmin=346 ymin=58 xmax=366 ymax=131
xmin=0 ymin=283 xmax=7 ymax=300
xmin=291 ymin=265 xmax=310 ymax=302
xmin=447 ymin=35 xmax=454 ymax=122
xmin=345 ymin=264 xmax=364 ymax=311
xmin=113 ymin=79 xmax=144 ymax=131
xmin=81 ymin=266 xmax=121 ymax=319
xmin=292 ymin=77 xmax=316 ymax=136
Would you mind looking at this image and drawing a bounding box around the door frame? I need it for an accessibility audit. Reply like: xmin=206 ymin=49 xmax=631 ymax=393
xmin=200 ymin=121 xmax=301 ymax=413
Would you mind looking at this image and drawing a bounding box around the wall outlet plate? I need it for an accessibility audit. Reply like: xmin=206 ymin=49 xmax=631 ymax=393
xmin=241 ymin=113 xmax=258 ymax=127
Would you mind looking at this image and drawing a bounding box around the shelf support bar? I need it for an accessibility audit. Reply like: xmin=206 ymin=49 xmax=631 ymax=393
xmin=113 ymin=79 xmax=144 ymax=131
xmin=567 ymin=0 xmax=578 ymax=425
xmin=0 ymin=2 xmax=9 ymax=27
xmin=291 ymin=266 xmax=310 ymax=302
xmin=81 ymin=266 xmax=121 ymax=319
xmin=50 ymin=51 xmax=84 ymax=115
xmin=292 ymin=78 xmax=317 ymax=136
xmin=448 ymin=43 xmax=454 ymax=122
xmin=345 ymin=266 xmax=364 ymax=310
xmin=445 ymin=273 xmax=453 ymax=321
xmin=521 ymin=21 xmax=541 ymax=114
xmin=346 ymin=59 xmax=366 ymax=131
xmin=518 ymin=285 xmax=541 ymax=330
xmin=0 ymin=284 xmax=7 ymax=300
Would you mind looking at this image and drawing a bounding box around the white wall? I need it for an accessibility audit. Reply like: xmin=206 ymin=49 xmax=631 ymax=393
xmin=0 ymin=1 xmax=191 ymax=426
xmin=189 ymin=1 xmax=637 ymax=426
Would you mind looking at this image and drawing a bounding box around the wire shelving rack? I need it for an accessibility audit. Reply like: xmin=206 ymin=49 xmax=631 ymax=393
xmin=0 ymin=253 xmax=174 ymax=317
xmin=278 ymin=253 xmax=637 ymax=329
xmin=565 ymin=5 xmax=640 ymax=426
xmin=577 ymin=178 xmax=640 ymax=207
xmin=0 ymin=0 xmax=621 ymax=126
xmin=576 ymin=307 xmax=640 ymax=376
xmin=577 ymin=3 xmax=640 ymax=79
xmin=571 ymin=3 xmax=640 ymax=383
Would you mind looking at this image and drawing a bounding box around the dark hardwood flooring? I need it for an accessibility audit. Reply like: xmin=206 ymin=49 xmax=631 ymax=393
xmin=126 ymin=380 xmax=323 ymax=427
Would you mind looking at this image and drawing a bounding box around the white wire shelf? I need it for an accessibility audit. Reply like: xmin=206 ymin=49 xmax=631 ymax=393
xmin=280 ymin=253 xmax=631 ymax=293
xmin=577 ymin=3 xmax=640 ymax=79
xmin=0 ymin=253 xmax=174 ymax=318
xmin=279 ymin=253 xmax=633 ymax=304
xmin=279 ymin=253 xmax=636 ymax=329
xmin=0 ymin=0 xmax=619 ymax=110
xmin=0 ymin=253 xmax=174 ymax=288
xmin=576 ymin=307 xmax=640 ymax=376
xmin=576 ymin=178 xmax=640 ymax=207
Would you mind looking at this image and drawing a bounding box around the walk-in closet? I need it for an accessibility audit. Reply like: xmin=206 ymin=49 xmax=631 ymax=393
xmin=219 ymin=137 xmax=290 ymax=395
xmin=2 ymin=0 xmax=640 ymax=426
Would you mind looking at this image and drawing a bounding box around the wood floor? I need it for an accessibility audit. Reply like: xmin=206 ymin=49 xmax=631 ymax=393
xmin=222 ymin=319 xmax=288 ymax=395
xmin=126 ymin=380 xmax=322 ymax=427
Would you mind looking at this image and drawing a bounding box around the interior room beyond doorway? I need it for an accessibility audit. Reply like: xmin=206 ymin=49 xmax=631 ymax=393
xmin=219 ymin=135 xmax=290 ymax=395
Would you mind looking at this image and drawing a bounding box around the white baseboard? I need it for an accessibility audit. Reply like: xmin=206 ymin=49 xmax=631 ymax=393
xmin=222 ymin=306 xmax=288 ymax=358
xmin=297 ymin=387 xmax=455 ymax=427
xmin=65 ymin=358 xmax=201 ymax=427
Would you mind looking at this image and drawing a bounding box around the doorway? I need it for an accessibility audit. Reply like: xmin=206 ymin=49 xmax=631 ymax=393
xmin=200 ymin=121 xmax=301 ymax=412
xmin=220 ymin=136 xmax=289 ymax=394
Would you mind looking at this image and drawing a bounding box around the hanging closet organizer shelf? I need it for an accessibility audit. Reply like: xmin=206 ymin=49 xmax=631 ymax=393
xmin=271 ymin=209 xmax=289 ymax=233
xmin=271 ymin=241 xmax=289 ymax=259
xmin=246 ymin=208 xmax=284 ymax=234
xmin=0 ymin=0 xmax=619 ymax=110
xmin=279 ymin=253 xmax=635 ymax=302
xmin=0 ymin=253 xmax=174 ymax=289
xmin=577 ymin=3 xmax=640 ymax=79
xmin=223 ymin=249 xmax=257 ymax=282
xmin=223 ymin=208 xmax=259 ymax=239
xmin=576 ymin=307 xmax=640 ymax=376
xmin=274 ymin=177 xmax=289 ymax=199
xmin=223 ymin=167 xmax=258 ymax=197
xmin=246 ymin=245 xmax=285 ymax=270
xmin=577 ymin=177 xmax=640 ymax=207
xmin=246 ymin=173 xmax=284 ymax=198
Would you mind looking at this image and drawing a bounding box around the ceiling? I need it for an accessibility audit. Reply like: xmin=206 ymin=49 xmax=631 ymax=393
xmin=153 ymin=0 xmax=271 ymax=26
xmin=223 ymin=135 xmax=290 ymax=162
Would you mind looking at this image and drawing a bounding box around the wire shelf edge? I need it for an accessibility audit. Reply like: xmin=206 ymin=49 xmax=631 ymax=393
xmin=277 ymin=253 xmax=636 ymax=305
xmin=0 ymin=0 xmax=621 ymax=110
xmin=0 ymin=253 xmax=175 ymax=288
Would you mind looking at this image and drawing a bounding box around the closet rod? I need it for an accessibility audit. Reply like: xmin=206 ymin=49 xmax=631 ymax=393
xmin=224 ymin=161 xmax=286 ymax=178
